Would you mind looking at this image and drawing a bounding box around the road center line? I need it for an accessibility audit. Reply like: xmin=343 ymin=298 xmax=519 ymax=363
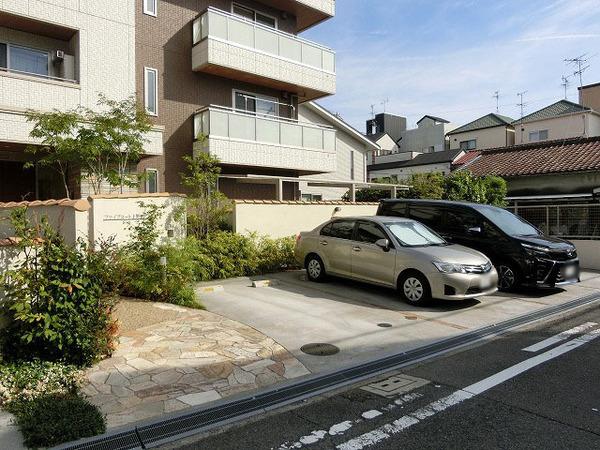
xmin=522 ymin=322 xmax=597 ymax=352
xmin=337 ymin=328 xmax=600 ymax=450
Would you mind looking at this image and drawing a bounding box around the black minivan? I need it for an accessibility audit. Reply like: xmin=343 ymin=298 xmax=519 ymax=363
xmin=377 ymin=199 xmax=580 ymax=290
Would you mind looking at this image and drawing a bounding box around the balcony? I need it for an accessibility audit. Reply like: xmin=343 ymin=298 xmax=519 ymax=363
xmin=193 ymin=106 xmax=336 ymax=174
xmin=192 ymin=8 xmax=335 ymax=102
xmin=258 ymin=0 xmax=335 ymax=31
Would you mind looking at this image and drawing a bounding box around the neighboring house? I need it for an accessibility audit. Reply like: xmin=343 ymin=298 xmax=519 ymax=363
xmin=512 ymin=100 xmax=600 ymax=145
xmin=368 ymin=148 xmax=465 ymax=181
xmin=399 ymin=115 xmax=456 ymax=154
xmin=366 ymin=132 xmax=399 ymax=163
xmin=298 ymin=103 xmax=380 ymax=200
xmin=464 ymin=136 xmax=600 ymax=199
xmin=136 ymin=0 xmax=336 ymax=200
xmin=0 ymin=1 xmax=163 ymax=202
xmin=579 ymin=81 xmax=600 ymax=111
xmin=447 ymin=113 xmax=515 ymax=151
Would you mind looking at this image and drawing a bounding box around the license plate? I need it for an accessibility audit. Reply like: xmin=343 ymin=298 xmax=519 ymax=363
xmin=480 ymin=276 xmax=494 ymax=289
xmin=563 ymin=265 xmax=577 ymax=279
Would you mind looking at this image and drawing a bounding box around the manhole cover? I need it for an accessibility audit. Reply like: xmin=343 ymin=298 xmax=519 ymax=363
xmin=300 ymin=343 xmax=340 ymax=356
xmin=377 ymin=323 xmax=393 ymax=328
xmin=361 ymin=374 xmax=430 ymax=397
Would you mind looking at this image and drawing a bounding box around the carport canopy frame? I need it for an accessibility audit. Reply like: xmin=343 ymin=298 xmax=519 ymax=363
xmin=218 ymin=174 xmax=409 ymax=202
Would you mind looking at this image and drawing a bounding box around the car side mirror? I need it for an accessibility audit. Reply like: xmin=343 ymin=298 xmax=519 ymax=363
xmin=467 ymin=226 xmax=482 ymax=234
xmin=375 ymin=238 xmax=391 ymax=252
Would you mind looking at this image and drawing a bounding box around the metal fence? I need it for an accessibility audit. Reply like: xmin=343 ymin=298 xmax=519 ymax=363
xmin=508 ymin=203 xmax=600 ymax=240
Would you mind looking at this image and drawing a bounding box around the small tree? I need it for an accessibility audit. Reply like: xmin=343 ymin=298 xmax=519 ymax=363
xmin=180 ymin=149 xmax=232 ymax=239
xmin=481 ymin=175 xmax=508 ymax=207
xmin=406 ymin=172 xmax=445 ymax=199
xmin=26 ymin=111 xmax=83 ymax=199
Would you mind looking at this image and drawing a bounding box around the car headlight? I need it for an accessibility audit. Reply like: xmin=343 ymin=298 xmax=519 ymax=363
xmin=521 ymin=242 xmax=550 ymax=257
xmin=432 ymin=261 xmax=467 ymax=274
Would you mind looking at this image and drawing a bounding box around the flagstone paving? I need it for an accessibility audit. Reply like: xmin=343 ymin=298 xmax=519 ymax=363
xmin=84 ymin=301 xmax=310 ymax=429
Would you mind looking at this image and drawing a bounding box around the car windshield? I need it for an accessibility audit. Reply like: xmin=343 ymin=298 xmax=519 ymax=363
xmin=476 ymin=205 xmax=540 ymax=236
xmin=385 ymin=221 xmax=447 ymax=247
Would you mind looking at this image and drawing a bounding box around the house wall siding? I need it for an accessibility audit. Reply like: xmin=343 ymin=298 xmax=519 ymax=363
xmin=448 ymin=126 xmax=512 ymax=150
xmin=514 ymin=113 xmax=600 ymax=145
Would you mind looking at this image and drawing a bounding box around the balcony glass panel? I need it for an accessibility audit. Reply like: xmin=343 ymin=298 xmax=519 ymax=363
xmin=303 ymin=126 xmax=323 ymax=149
xmin=193 ymin=8 xmax=335 ymax=73
xmin=210 ymin=110 xmax=229 ymax=137
xmin=280 ymin=122 xmax=303 ymax=147
xmin=229 ymin=114 xmax=255 ymax=141
xmin=256 ymin=118 xmax=280 ymax=144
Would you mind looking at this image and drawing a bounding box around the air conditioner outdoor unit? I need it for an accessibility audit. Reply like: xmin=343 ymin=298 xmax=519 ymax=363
xmin=53 ymin=50 xmax=65 ymax=63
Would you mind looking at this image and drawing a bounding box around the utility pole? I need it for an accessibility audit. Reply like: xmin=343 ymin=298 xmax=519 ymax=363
xmin=564 ymin=54 xmax=590 ymax=88
xmin=493 ymin=91 xmax=500 ymax=113
xmin=517 ymin=91 xmax=527 ymax=144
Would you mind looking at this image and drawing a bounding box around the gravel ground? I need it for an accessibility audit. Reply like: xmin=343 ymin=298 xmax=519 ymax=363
xmin=113 ymin=298 xmax=188 ymax=332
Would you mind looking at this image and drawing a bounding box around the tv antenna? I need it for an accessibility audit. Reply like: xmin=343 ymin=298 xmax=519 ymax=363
xmin=517 ymin=91 xmax=528 ymax=120
xmin=564 ymin=54 xmax=590 ymax=88
xmin=561 ymin=74 xmax=572 ymax=99
xmin=370 ymin=104 xmax=376 ymax=119
xmin=493 ymin=91 xmax=500 ymax=113
xmin=381 ymin=98 xmax=390 ymax=113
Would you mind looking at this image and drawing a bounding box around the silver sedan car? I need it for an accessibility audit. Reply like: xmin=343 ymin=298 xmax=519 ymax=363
xmin=295 ymin=216 xmax=498 ymax=305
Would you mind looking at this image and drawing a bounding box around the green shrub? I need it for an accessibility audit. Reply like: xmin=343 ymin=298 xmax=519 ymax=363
xmin=254 ymin=235 xmax=299 ymax=274
xmin=11 ymin=393 xmax=105 ymax=448
xmin=0 ymin=210 xmax=117 ymax=366
xmin=0 ymin=360 xmax=83 ymax=407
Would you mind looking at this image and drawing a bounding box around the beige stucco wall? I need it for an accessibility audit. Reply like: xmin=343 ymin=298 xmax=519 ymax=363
xmin=369 ymin=162 xmax=453 ymax=182
xmin=231 ymin=202 xmax=378 ymax=238
xmin=514 ymin=113 xmax=600 ymax=145
xmin=298 ymin=105 xmax=369 ymax=200
xmin=579 ymin=84 xmax=600 ymax=111
xmin=572 ymin=240 xmax=600 ymax=271
xmin=449 ymin=126 xmax=513 ymax=150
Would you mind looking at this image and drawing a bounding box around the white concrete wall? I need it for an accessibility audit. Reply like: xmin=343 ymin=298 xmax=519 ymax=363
xmin=572 ymin=240 xmax=600 ymax=271
xmin=298 ymin=105 xmax=368 ymax=200
xmin=231 ymin=201 xmax=378 ymax=238
xmin=399 ymin=122 xmax=454 ymax=153
xmin=0 ymin=1 xmax=162 ymax=154
xmin=298 ymin=0 xmax=336 ymax=16
xmin=449 ymin=126 xmax=512 ymax=150
xmin=514 ymin=113 xmax=600 ymax=145
xmin=369 ymin=162 xmax=452 ymax=182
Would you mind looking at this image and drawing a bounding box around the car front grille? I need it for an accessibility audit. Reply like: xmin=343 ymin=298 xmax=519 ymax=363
xmin=463 ymin=262 xmax=492 ymax=274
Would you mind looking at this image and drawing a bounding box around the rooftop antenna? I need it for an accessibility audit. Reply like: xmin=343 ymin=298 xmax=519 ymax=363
xmin=561 ymin=74 xmax=572 ymax=100
xmin=381 ymin=98 xmax=390 ymax=113
xmin=370 ymin=104 xmax=376 ymax=119
xmin=517 ymin=91 xmax=528 ymax=144
xmin=493 ymin=91 xmax=500 ymax=113
xmin=564 ymin=54 xmax=590 ymax=88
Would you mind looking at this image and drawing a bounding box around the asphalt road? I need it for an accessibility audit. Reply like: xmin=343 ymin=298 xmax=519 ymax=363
xmin=166 ymin=303 xmax=600 ymax=450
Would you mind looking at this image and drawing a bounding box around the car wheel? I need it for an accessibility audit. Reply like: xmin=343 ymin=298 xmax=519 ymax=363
xmin=497 ymin=263 xmax=519 ymax=291
xmin=306 ymin=255 xmax=326 ymax=282
xmin=399 ymin=272 xmax=431 ymax=305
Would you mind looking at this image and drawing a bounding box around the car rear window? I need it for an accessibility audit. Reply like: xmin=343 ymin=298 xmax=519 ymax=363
xmin=321 ymin=220 xmax=355 ymax=240
xmin=379 ymin=202 xmax=408 ymax=217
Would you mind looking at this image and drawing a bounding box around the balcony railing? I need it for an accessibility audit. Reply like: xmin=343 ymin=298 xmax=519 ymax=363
xmin=193 ymin=8 xmax=335 ymax=73
xmin=193 ymin=105 xmax=336 ymax=172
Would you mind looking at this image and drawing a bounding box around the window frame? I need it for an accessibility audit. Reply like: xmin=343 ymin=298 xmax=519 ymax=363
xmin=459 ymin=139 xmax=477 ymax=150
xmin=356 ymin=220 xmax=393 ymax=247
xmin=231 ymin=2 xmax=278 ymax=29
xmin=145 ymin=168 xmax=159 ymax=193
xmin=232 ymin=89 xmax=279 ymax=117
xmin=320 ymin=219 xmax=356 ymax=240
xmin=144 ymin=67 xmax=158 ymax=116
xmin=143 ymin=0 xmax=158 ymax=17
xmin=529 ymin=129 xmax=549 ymax=142
xmin=0 ymin=41 xmax=50 ymax=77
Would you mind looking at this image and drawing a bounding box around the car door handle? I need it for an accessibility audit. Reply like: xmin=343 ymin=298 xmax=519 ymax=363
xmin=352 ymin=246 xmax=361 ymax=252
xmin=319 ymin=240 xmax=328 ymax=246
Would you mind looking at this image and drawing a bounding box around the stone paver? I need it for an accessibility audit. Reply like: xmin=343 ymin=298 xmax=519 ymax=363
xmin=85 ymin=301 xmax=310 ymax=429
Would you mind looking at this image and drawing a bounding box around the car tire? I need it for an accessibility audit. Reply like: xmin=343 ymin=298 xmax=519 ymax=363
xmin=398 ymin=271 xmax=431 ymax=305
xmin=496 ymin=262 xmax=519 ymax=291
xmin=306 ymin=254 xmax=326 ymax=282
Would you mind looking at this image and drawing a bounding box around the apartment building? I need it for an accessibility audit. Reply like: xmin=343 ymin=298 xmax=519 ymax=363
xmin=135 ymin=0 xmax=336 ymax=200
xmin=0 ymin=1 xmax=163 ymax=202
xmin=447 ymin=113 xmax=515 ymax=151
xmin=512 ymin=100 xmax=600 ymax=145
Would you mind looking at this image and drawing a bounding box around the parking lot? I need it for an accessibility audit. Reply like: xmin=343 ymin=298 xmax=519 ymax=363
xmin=198 ymin=270 xmax=600 ymax=373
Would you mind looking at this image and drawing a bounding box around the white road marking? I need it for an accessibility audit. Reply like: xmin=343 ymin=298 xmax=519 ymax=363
xmin=276 ymin=393 xmax=422 ymax=449
xmin=522 ymin=322 xmax=597 ymax=352
xmin=337 ymin=328 xmax=600 ymax=450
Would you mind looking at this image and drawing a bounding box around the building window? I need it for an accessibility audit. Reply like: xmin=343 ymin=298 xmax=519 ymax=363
xmin=301 ymin=193 xmax=322 ymax=202
xmin=143 ymin=0 xmax=157 ymax=17
xmin=459 ymin=139 xmax=477 ymax=150
xmin=529 ymin=130 xmax=549 ymax=142
xmin=145 ymin=168 xmax=158 ymax=193
xmin=232 ymin=3 xmax=277 ymax=28
xmin=0 ymin=43 xmax=49 ymax=77
xmin=144 ymin=67 xmax=158 ymax=116
xmin=233 ymin=90 xmax=278 ymax=117
xmin=350 ymin=151 xmax=355 ymax=180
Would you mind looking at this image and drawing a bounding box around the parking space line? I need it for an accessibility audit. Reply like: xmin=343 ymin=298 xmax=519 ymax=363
xmin=522 ymin=322 xmax=598 ymax=352
xmin=336 ymin=328 xmax=600 ymax=450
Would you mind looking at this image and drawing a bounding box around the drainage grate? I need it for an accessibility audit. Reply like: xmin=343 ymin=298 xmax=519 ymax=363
xmin=300 ymin=343 xmax=340 ymax=356
xmin=377 ymin=323 xmax=393 ymax=328
xmin=57 ymin=292 xmax=600 ymax=450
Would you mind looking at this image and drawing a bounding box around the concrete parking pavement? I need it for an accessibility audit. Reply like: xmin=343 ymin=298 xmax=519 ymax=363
xmin=199 ymin=270 xmax=600 ymax=373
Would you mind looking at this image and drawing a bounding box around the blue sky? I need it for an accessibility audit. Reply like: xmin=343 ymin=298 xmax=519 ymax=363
xmin=303 ymin=0 xmax=600 ymax=131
